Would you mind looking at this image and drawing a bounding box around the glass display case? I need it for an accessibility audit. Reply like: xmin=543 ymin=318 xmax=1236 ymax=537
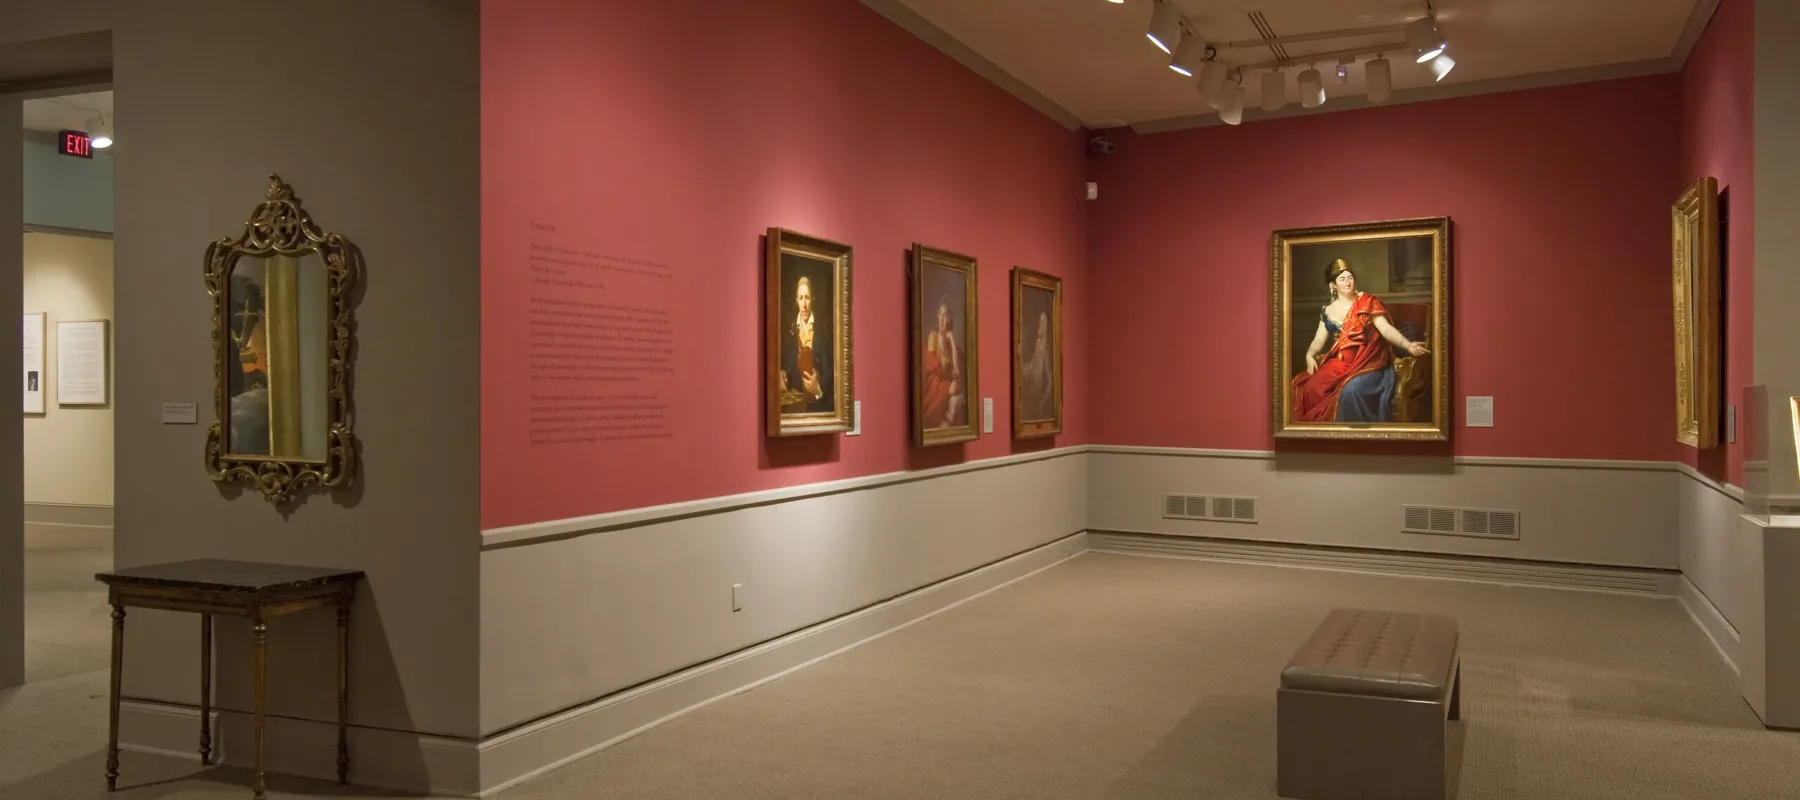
xmin=1741 ymin=384 xmax=1800 ymax=526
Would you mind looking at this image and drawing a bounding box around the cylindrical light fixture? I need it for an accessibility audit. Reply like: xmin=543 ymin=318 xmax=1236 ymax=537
xmin=1198 ymin=60 xmax=1230 ymax=109
xmin=1428 ymin=52 xmax=1457 ymax=82
xmin=1366 ymin=57 xmax=1393 ymax=103
xmin=1406 ymin=17 xmax=1445 ymax=63
xmin=1146 ymin=0 xmax=1182 ymax=54
xmin=86 ymin=114 xmax=113 ymax=148
xmin=1220 ymin=81 xmax=1246 ymax=126
xmin=1169 ymin=31 xmax=1210 ymax=76
xmin=1260 ymin=70 xmax=1286 ymax=112
xmin=1298 ymin=67 xmax=1325 ymax=108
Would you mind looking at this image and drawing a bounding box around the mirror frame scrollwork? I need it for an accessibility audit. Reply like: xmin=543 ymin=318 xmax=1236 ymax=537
xmin=203 ymin=174 xmax=358 ymax=504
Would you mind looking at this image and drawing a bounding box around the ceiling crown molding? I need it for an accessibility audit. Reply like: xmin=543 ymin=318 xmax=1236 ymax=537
xmin=858 ymin=0 xmax=1086 ymax=131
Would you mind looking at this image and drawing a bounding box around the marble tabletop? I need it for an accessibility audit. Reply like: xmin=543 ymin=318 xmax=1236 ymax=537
xmin=95 ymin=559 xmax=363 ymax=594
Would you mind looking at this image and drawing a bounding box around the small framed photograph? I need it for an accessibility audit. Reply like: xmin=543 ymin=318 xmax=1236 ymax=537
xmin=766 ymin=227 xmax=854 ymax=436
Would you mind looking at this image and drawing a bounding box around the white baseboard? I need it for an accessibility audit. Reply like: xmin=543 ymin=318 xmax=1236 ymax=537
xmin=1090 ymin=531 xmax=1679 ymax=595
xmin=117 ymin=700 xmax=478 ymax=796
xmin=23 ymin=502 xmax=112 ymax=548
xmin=473 ymin=531 xmax=1089 ymax=797
xmin=1677 ymin=575 xmax=1742 ymax=675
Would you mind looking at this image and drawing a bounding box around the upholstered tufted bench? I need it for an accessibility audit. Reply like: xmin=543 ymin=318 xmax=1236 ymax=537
xmin=1277 ymin=608 xmax=1462 ymax=800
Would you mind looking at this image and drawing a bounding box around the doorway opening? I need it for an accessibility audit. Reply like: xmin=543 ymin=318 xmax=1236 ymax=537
xmin=19 ymin=89 xmax=114 ymax=684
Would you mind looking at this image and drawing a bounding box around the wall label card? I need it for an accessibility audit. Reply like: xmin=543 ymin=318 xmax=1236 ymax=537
xmin=1466 ymin=396 xmax=1494 ymax=428
xmin=22 ymin=312 xmax=45 ymax=414
xmin=161 ymin=402 xmax=199 ymax=425
xmin=56 ymin=319 xmax=108 ymax=406
xmin=983 ymin=397 xmax=994 ymax=434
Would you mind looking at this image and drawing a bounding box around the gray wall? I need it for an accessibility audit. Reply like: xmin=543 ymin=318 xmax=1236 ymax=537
xmin=24 ymin=134 xmax=113 ymax=233
xmin=1 ymin=0 xmax=481 ymax=738
xmin=1 ymin=100 xmax=25 ymax=689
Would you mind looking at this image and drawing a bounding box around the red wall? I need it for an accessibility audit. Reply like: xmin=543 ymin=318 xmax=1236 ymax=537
xmin=1087 ymin=76 xmax=1682 ymax=460
xmin=481 ymin=0 xmax=1089 ymax=528
xmin=1680 ymin=0 xmax=1754 ymax=487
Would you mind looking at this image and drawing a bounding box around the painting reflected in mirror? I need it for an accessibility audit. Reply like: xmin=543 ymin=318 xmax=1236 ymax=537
xmin=206 ymin=175 xmax=358 ymax=505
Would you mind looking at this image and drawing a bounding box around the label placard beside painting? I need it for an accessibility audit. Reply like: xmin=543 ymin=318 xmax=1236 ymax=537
xmin=56 ymin=319 xmax=108 ymax=406
xmin=22 ymin=312 xmax=45 ymax=414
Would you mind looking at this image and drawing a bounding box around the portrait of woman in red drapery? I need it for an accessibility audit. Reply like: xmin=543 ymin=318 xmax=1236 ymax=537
xmin=1290 ymin=259 xmax=1430 ymax=423
xmin=920 ymin=298 xmax=965 ymax=429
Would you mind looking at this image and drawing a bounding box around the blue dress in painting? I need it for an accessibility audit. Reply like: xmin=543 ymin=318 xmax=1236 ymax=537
xmin=1323 ymin=313 xmax=1396 ymax=422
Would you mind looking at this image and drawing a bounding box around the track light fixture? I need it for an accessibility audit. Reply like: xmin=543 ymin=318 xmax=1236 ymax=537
xmin=1198 ymin=59 xmax=1231 ymax=109
xmin=1366 ymin=57 xmax=1393 ymax=103
xmin=1146 ymin=0 xmax=1182 ymax=54
xmin=1297 ymin=66 xmax=1325 ymax=108
xmin=85 ymin=114 xmax=113 ymax=148
xmin=1169 ymin=31 xmax=1211 ymax=77
xmin=1260 ymin=70 xmax=1286 ymax=112
xmin=1428 ymin=52 xmax=1456 ymax=82
xmin=1219 ymin=74 xmax=1246 ymax=126
xmin=1406 ymin=17 xmax=1446 ymax=63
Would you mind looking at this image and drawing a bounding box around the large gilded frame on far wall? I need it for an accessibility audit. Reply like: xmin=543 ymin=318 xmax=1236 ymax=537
xmin=1271 ymin=217 xmax=1452 ymax=441
xmin=204 ymin=175 xmax=359 ymax=505
xmin=765 ymin=227 xmax=855 ymax=437
xmin=1673 ymin=176 xmax=1721 ymax=449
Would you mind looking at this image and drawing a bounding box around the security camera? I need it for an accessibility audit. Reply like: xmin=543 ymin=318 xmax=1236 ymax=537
xmin=1088 ymin=135 xmax=1117 ymax=157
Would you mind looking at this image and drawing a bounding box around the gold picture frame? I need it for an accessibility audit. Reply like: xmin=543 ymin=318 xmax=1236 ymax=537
xmin=204 ymin=175 xmax=359 ymax=504
xmin=911 ymin=245 xmax=980 ymax=446
xmin=1011 ymin=267 xmax=1063 ymax=439
xmin=1271 ymin=217 xmax=1452 ymax=441
xmin=766 ymin=227 xmax=854 ymax=437
xmin=1673 ymin=176 xmax=1721 ymax=449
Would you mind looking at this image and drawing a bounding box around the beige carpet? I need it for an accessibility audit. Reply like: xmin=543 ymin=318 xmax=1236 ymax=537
xmin=4 ymin=551 xmax=1798 ymax=799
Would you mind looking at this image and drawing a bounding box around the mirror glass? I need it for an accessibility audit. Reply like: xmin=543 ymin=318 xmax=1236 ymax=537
xmin=224 ymin=252 xmax=330 ymax=461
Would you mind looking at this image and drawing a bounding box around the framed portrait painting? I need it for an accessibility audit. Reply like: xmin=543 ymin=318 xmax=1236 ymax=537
xmin=911 ymin=245 xmax=979 ymax=446
xmin=1011 ymin=267 xmax=1062 ymax=439
xmin=765 ymin=227 xmax=854 ymax=437
xmin=1271 ymin=217 xmax=1451 ymax=441
xmin=1672 ymin=176 xmax=1720 ymax=449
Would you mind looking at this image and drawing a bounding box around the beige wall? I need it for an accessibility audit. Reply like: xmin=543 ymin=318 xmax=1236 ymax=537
xmin=22 ymin=232 xmax=113 ymax=509
xmin=1088 ymin=449 xmax=1682 ymax=569
xmin=479 ymin=451 xmax=1089 ymax=737
xmin=1 ymin=0 xmax=481 ymax=743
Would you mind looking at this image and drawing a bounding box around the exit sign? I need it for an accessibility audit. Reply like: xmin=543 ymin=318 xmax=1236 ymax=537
xmin=57 ymin=130 xmax=92 ymax=159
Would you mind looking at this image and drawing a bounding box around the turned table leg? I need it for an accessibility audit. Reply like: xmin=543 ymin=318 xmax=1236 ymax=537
xmin=106 ymin=604 xmax=125 ymax=791
xmin=199 ymin=614 xmax=213 ymax=765
xmin=251 ymin=618 xmax=268 ymax=800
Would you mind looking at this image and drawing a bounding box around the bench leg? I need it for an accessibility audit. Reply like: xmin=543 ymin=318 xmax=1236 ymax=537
xmin=1448 ymin=662 xmax=1461 ymax=721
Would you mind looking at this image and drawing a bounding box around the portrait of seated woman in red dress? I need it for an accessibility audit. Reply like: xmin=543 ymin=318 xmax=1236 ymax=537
xmin=1290 ymin=259 xmax=1430 ymax=423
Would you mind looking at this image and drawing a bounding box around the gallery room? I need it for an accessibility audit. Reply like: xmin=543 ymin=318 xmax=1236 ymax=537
xmin=3 ymin=0 xmax=1799 ymax=798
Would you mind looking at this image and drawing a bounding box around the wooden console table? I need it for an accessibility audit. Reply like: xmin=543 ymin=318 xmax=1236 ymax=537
xmin=94 ymin=559 xmax=363 ymax=799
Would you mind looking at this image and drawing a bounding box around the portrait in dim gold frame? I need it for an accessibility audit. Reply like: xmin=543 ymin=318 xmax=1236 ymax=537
xmin=765 ymin=227 xmax=855 ymax=437
xmin=1672 ymin=177 xmax=1721 ymax=449
xmin=911 ymin=245 xmax=979 ymax=446
xmin=1011 ymin=267 xmax=1062 ymax=439
xmin=1271 ymin=217 xmax=1451 ymax=441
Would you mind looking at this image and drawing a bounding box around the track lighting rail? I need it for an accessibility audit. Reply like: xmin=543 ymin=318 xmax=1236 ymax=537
xmin=1214 ymin=24 xmax=1409 ymax=52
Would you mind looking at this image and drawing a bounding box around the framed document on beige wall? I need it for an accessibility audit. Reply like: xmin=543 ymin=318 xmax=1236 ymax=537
xmin=56 ymin=319 xmax=109 ymax=406
xmin=22 ymin=312 xmax=45 ymax=414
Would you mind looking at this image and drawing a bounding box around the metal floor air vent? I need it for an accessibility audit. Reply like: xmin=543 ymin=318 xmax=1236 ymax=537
xmin=1403 ymin=505 xmax=1521 ymax=540
xmin=1163 ymin=493 xmax=1257 ymax=524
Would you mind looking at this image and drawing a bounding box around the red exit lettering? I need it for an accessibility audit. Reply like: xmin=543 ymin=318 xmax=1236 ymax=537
xmin=57 ymin=130 xmax=92 ymax=159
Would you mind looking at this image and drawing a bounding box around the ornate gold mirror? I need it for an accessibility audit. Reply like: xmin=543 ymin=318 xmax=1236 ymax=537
xmin=204 ymin=175 xmax=358 ymax=504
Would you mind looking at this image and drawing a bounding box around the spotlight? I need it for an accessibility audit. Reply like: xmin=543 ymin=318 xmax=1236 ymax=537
xmin=1298 ymin=67 xmax=1325 ymax=108
xmin=1107 ymin=0 xmax=1124 ymax=3
xmin=1198 ymin=60 xmax=1230 ymax=109
xmin=1169 ymin=31 xmax=1210 ymax=76
xmin=1220 ymin=81 xmax=1245 ymax=126
xmin=1146 ymin=0 xmax=1182 ymax=54
xmin=1366 ymin=57 xmax=1393 ymax=103
xmin=1406 ymin=17 xmax=1445 ymax=63
xmin=1428 ymin=52 xmax=1456 ymax=82
xmin=1260 ymin=70 xmax=1286 ymax=112
xmin=85 ymin=114 xmax=113 ymax=148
